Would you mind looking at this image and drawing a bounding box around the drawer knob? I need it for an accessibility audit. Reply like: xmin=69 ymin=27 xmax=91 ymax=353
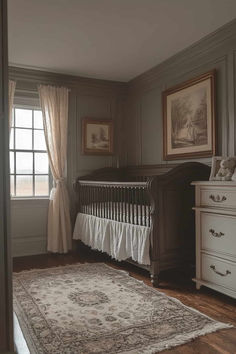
xmin=209 ymin=194 xmax=227 ymax=203
xmin=210 ymin=265 xmax=231 ymax=277
xmin=209 ymin=229 xmax=225 ymax=238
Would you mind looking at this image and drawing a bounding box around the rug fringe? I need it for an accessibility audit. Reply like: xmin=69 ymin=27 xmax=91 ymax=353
xmin=135 ymin=321 xmax=233 ymax=354
xmin=13 ymin=262 xmax=105 ymax=274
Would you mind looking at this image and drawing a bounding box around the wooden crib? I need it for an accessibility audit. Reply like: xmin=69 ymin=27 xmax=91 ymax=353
xmin=73 ymin=162 xmax=210 ymax=286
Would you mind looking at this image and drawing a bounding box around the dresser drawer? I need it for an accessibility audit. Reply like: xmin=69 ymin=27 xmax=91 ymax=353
xmin=200 ymin=188 xmax=236 ymax=209
xmin=201 ymin=213 xmax=236 ymax=256
xmin=202 ymin=254 xmax=236 ymax=291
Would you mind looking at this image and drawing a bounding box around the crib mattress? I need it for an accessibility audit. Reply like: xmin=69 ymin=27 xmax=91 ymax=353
xmin=73 ymin=213 xmax=151 ymax=265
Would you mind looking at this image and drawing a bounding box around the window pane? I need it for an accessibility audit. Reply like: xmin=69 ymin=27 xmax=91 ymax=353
xmin=15 ymin=128 xmax=32 ymax=150
xmin=35 ymin=153 xmax=48 ymax=174
xmin=16 ymin=152 xmax=33 ymax=174
xmin=34 ymin=130 xmax=46 ymax=150
xmin=10 ymin=151 xmax=14 ymax=174
xmin=35 ymin=175 xmax=49 ymax=196
xmin=16 ymin=175 xmax=33 ymax=196
xmin=15 ymin=108 xmax=32 ymax=128
xmin=10 ymin=128 xmax=14 ymax=149
xmin=10 ymin=175 xmax=15 ymax=196
xmin=34 ymin=110 xmax=43 ymax=129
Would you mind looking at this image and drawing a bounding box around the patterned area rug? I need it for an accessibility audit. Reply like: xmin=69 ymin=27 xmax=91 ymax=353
xmin=13 ymin=263 xmax=232 ymax=354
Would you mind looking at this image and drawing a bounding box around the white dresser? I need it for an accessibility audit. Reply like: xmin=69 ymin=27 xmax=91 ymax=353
xmin=192 ymin=181 xmax=236 ymax=299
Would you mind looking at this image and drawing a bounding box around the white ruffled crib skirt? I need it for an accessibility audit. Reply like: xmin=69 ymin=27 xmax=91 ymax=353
xmin=73 ymin=213 xmax=151 ymax=265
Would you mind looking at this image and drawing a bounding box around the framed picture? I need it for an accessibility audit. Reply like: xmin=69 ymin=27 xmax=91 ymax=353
xmin=163 ymin=70 xmax=216 ymax=160
xmin=82 ymin=118 xmax=113 ymax=155
xmin=209 ymin=156 xmax=236 ymax=181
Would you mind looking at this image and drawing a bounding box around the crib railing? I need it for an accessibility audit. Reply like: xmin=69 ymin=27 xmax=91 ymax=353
xmin=76 ymin=180 xmax=152 ymax=227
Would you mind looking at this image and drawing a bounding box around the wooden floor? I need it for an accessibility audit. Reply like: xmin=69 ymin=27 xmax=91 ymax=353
xmin=13 ymin=248 xmax=236 ymax=354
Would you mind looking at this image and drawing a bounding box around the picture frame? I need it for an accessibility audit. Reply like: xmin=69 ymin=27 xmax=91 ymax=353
xmin=82 ymin=118 xmax=114 ymax=155
xmin=163 ymin=70 xmax=216 ymax=160
xmin=209 ymin=156 xmax=236 ymax=181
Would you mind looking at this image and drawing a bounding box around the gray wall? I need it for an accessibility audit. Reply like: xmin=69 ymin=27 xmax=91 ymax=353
xmin=9 ymin=67 xmax=127 ymax=256
xmin=125 ymin=20 xmax=236 ymax=166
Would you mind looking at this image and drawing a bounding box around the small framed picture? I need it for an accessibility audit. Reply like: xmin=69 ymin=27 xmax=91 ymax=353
xmin=163 ymin=70 xmax=216 ymax=160
xmin=210 ymin=156 xmax=236 ymax=181
xmin=82 ymin=118 xmax=113 ymax=155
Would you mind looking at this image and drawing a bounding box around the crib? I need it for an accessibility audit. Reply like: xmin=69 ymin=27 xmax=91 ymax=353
xmin=73 ymin=162 xmax=210 ymax=286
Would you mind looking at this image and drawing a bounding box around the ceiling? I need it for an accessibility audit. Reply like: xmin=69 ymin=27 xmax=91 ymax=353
xmin=8 ymin=0 xmax=236 ymax=82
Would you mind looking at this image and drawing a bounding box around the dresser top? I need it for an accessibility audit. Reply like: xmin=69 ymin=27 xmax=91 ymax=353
xmin=191 ymin=181 xmax=236 ymax=186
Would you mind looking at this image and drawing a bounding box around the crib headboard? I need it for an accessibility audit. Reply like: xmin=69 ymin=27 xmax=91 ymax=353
xmin=75 ymin=163 xmax=180 ymax=183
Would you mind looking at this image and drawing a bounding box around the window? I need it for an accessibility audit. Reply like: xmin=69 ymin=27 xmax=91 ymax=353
xmin=10 ymin=107 xmax=50 ymax=197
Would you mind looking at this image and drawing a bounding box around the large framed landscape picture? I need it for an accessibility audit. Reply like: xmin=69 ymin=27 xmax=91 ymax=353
xmin=82 ymin=118 xmax=113 ymax=155
xmin=163 ymin=70 xmax=216 ymax=160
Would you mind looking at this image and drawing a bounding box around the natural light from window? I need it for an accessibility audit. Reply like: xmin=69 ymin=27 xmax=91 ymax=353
xmin=10 ymin=107 xmax=50 ymax=197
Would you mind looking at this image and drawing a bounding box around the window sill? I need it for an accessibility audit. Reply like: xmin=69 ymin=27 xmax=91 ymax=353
xmin=11 ymin=197 xmax=49 ymax=201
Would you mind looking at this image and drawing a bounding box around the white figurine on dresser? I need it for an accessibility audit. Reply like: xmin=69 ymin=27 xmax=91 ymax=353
xmin=192 ymin=180 xmax=236 ymax=299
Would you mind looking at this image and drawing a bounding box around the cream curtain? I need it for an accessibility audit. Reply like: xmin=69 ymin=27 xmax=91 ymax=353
xmin=38 ymin=85 xmax=72 ymax=253
xmin=9 ymin=80 xmax=16 ymax=130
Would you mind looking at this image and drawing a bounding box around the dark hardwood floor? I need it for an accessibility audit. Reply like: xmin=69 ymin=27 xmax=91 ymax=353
xmin=13 ymin=248 xmax=236 ymax=354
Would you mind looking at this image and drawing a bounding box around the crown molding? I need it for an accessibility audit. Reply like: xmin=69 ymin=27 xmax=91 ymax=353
xmin=9 ymin=66 xmax=128 ymax=97
xmin=129 ymin=19 xmax=236 ymax=94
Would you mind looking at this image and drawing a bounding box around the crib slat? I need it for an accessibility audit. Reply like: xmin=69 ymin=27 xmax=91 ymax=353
xmin=112 ymin=187 xmax=114 ymax=220
xmin=136 ymin=188 xmax=139 ymax=225
xmin=121 ymin=187 xmax=124 ymax=223
xmin=124 ymin=188 xmax=126 ymax=223
xmin=132 ymin=188 xmax=135 ymax=225
xmin=89 ymin=185 xmax=92 ymax=215
xmin=105 ymin=187 xmax=109 ymax=219
xmin=144 ymin=188 xmax=147 ymax=226
xmin=95 ymin=187 xmax=97 ymax=217
xmin=110 ymin=186 xmax=112 ymax=220
xmin=118 ymin=187 xmax=120 ymax=222
xmin=115 ymin=187 xmax=118 ymax=222
xmin=140 ymin=187 xmax=143 ymax=226
xmin=98 ymin=186 xmax=100 ymax=217
xmin=84 ymin=186 xmax=86 ymax=213
xmin=120 ymin=188 xmax=122 ymax=222
xmin=87 ymin=185 xmax=89 ymax=214
xmin=80 ymin=185 xmax=83 ymax=213
xmin=82 ymin=186 xmax=84 ymax=213
xmin=102 ymin=187 xmax=104 ymax=218
xmin=107 ymin=186 xmax=109 ymax=219
xmin=116 ymin=187 xmax=119 ymax=222
xmin=99 ymin=187 xmax=101 ymax=218
xmin=86 ymin=186 xmax=88 ymax=213
xmin=128 ymin=188 xmax=131 ymax=224
xmin=104 ymin=186 xmax=106 ymax=218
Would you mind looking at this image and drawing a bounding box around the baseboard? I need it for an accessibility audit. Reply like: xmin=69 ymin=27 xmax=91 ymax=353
xmin=12 ymin=235 xmax=47 ymax=257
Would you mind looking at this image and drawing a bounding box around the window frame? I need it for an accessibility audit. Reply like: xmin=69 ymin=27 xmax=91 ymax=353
xmin=10 ymin=104 xmax=52 ymax=199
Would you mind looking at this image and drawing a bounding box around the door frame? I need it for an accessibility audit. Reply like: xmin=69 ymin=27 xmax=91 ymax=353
xmin=0 ymin=0 xmax=14 ymax=352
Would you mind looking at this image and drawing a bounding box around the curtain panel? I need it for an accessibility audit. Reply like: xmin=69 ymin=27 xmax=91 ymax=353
xmin=38 ymin=85 xmax=72 ymax=253
xmin=8 ymin=80 xmax=16 ymax=130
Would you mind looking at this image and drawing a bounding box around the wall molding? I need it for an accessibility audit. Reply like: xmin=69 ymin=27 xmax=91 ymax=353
xmin=11 ymin=198 xmax=49 ymax=209
xmin=129 ymin=19 xmax=236 ymax=93
xmin=9 ymin=66 xmax=127 ymax=97
xmin=12 ymin=235 xmax=47 ymax=257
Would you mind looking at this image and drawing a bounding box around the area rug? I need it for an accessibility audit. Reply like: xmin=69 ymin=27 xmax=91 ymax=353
xmin=13 ymin=263 xmax=232 ymax=354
